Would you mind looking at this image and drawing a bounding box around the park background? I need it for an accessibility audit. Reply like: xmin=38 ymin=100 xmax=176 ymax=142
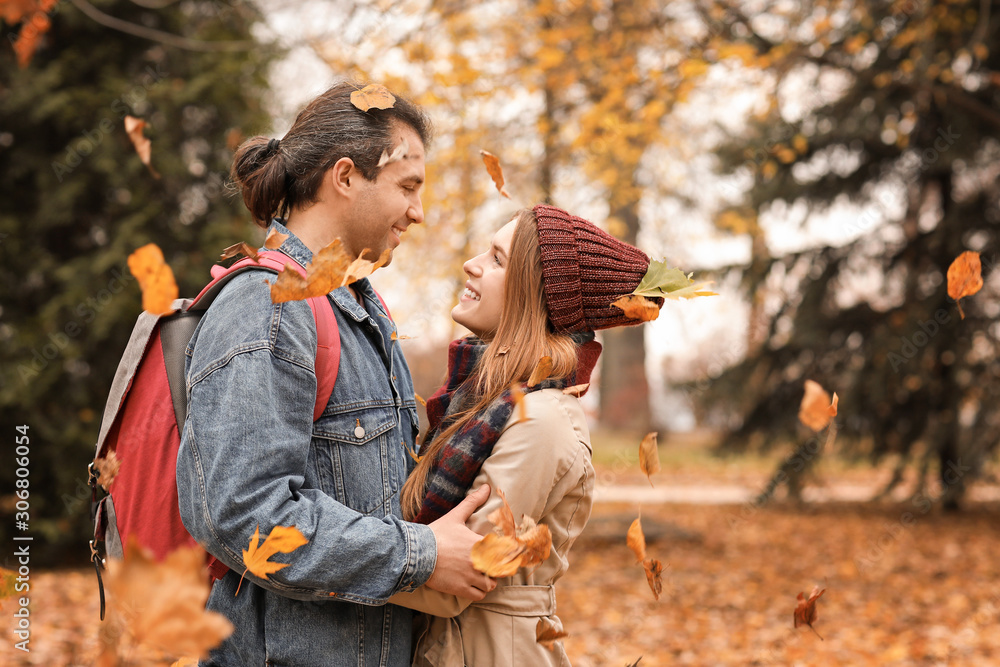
xmin=1 ymin=0 xmax=999 ymax=664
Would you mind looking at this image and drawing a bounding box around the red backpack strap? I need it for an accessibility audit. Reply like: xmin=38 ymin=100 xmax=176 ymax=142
xmin=373 ymin=290 xmax=392 ymax=321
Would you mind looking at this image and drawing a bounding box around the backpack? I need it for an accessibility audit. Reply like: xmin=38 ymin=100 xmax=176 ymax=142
xmin=89 ymin=250 xmax=362 ymax=620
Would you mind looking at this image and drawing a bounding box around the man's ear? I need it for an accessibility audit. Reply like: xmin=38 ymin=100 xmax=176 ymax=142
xmin=327 ymin=157 xmax=359 ymax=199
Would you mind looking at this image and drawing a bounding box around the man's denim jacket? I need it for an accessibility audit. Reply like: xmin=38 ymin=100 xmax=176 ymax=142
xmin=176 ymin=221 xmax=437 ymax=667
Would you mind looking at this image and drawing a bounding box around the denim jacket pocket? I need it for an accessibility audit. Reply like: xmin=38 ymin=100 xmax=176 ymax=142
xmin=312 ymin=405 xmax=401 ymax=515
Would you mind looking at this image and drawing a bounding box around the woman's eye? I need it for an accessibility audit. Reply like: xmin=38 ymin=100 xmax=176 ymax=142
xmin=493 ymin=254 xmax=501 ymax=265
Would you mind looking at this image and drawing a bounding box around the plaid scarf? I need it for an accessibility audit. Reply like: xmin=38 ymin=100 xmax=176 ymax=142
xmin=412 ymin=334 xmax=602 ymax=524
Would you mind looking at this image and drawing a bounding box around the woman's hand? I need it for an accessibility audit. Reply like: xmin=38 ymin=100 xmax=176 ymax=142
xmin=425 ymin=484 xmax=498 ymax=600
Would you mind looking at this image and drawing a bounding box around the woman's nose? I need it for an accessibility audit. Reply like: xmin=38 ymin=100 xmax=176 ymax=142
xmin=463 ymin=254 xmax=483 ymax=276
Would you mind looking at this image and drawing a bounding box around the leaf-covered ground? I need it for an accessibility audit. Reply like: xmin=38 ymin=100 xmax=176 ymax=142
xmin=3 ymin=499 xmax=999 ymax=666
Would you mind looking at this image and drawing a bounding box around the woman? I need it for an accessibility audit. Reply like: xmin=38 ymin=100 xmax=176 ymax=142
xmin=389 ymin=204 xmax=662 ymax=666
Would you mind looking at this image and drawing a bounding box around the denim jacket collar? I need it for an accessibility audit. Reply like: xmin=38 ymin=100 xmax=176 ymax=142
xmin=265 ymin=219 xmax=383 ymax=324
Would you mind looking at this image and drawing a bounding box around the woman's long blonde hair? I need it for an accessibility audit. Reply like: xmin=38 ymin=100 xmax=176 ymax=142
xmin=400 ymin=209 xmax=580 ymax=521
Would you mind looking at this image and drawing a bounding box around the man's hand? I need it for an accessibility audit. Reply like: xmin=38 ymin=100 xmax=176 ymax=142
xmin=425 ymin=484 xmax=497 ymax=600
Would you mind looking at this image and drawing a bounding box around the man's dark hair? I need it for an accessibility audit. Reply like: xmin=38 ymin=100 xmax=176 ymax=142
xmin=231 ymin=82 xmax=432 ymax=227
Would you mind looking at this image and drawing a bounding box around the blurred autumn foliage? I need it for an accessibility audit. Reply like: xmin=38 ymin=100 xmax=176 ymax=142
xmin=0 ymin=0 xmax=277 ymax=562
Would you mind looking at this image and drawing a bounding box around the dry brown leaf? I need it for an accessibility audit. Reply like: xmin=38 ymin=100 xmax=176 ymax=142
xmin=947 ymin=251 xmax=983 ymax=319
xmin=350 ymin=83 xmax=396 ymax=111
xmin=510 ymin=382 xmax=528 ymax=423
xmin=799 ymin=380 xmax=838 ymax=431
xmin=390 ymin=331 xmax=413 ymax=341
xmin=642 ymin=558 xmax=664 ymax=600
xmin=472 ymin=488 xmax=553 ymax=577
xmin=480 ymin=150 xmax=511 ymax=198
xmin=99 ymin=538 xmax=234 ymax=664
xmin=219 ymin=241 xmax=260 ymax=262
xmin=269 ymin=239 xmax=351 ymax=304
xmin=404 ymin=441 xmax=423 ymax=463
xmin=536 ymin=618 xmax=569 ymax=651
xmin=528 ymin=356 xmax=553 ymax=387
xmin=124 ymin=115 xmax=160 ymax=179
xmin=127 ymin=243 xmax=178 ymax=316
xmin=264 ymin=228 xmax=289 ymax=250
xmin=794 ymin=585 xmax=826 ymax=639
xmin=562 ymin=383 xmax=590 ymax=397
xmin=377 ymin=137 xmax=409 ymax=167
xmin=415 ymin=393 xmax=426 ymax=407
xmin=93 ymin=451 xmax=122 ymax=492
xmin=169 ymin=659 xmax=199 ymax=667
xmin=239 ymin=525 xmax=308 ymax=593
xmin=344 ymin=248 xmax=392 ymax=285
xmin=627 ymin=516 xmax=646 ymax=563
xmin=639 ymin=432 xmax=660 ymax=487
xmin=610 ymin=295 xmax=661 ymax=322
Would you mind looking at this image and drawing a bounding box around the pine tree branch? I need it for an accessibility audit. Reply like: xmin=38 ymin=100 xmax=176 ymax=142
xmin=67 ymin=0 xmax=257 ymax=52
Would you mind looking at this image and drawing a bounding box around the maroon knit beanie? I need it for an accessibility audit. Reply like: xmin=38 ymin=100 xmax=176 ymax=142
xmin=533 ymin=204 xmax=660 ymax=333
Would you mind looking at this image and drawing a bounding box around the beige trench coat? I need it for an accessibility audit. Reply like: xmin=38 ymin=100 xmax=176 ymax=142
xmin=390 ymin=387 xmax=595 ymax=666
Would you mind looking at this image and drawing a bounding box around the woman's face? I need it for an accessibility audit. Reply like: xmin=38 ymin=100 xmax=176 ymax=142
xmin=451 ymin=218 xmax=517 ymax=338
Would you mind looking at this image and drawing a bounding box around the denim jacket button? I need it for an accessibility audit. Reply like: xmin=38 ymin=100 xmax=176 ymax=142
xmin=354 ymin=425 xmax=365 ymax=439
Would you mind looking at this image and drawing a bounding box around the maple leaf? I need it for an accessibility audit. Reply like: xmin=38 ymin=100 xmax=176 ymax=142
xmin=631 ymin=259 xmax=717 ymax=300
xmin=562 ymin=383 xmax=590 ymax=397
xmin=219 ymin=241 xmax=259 ymax=262
xmin=471 ymin=488 xmax=552 ymax=577
xmin=93 ymin=450 xmax=122 ymax=492
xmin=377 ymin=137 xmax=409 ymax=168
xmin=344 ymin=247 xmax=392 ymax=285
xmin=264 ymin=228 xmax=289 ymax=249
xmin=480 ymin=149 xmax=511 ymax=198
xmin=798 ymin=380 xmax=838 ymax=432
xmin=269 ymin=238 xmax=351 ymax=303
xmin=239 ymin=525 xmax=309 ymax=593
xmin=611 ymin=295 xmax=661 ymax=322
xmin=794 ymin=585 xmax=826 ymax=639
xmin=99 ymin=538 xmax=233 ymax=664
xmin=536 ymin=618 xmax=569 ymax=651
xmin=124 ymin=116 xmax=160 ymax=179
xmin=947 ymin=251 xmax=983 ymax=320
xmin=528 ymin=355 xmax=553 ymax=387
xmin=127 ymin=243 xmax=178 ymax=316
xmin=638 ymin=432 xmax=660 ymax=487
xmin=350 ymin=83 xmax=396 ymax=111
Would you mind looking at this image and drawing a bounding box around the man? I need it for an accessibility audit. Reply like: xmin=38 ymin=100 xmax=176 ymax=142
xmin=176 ymin=83 xmax=494 ymax=666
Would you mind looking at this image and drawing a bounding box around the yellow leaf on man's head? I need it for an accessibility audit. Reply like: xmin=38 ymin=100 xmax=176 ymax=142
xmin=350 ymin=84 xmax=396 ymax=112
xmin=798 ymin=380 xmax=838 ymax=431
xmin=128 ymin=243 xmax=178 ymax=316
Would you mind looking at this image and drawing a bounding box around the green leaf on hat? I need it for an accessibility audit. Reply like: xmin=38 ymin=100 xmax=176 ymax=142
xmin=631 ymin=258 xmax=718 ymax=300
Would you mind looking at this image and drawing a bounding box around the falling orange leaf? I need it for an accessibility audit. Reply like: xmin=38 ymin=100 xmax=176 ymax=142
xmin=344 ymin=248 xmax=392 ymax=285
xmin=471 ymin=488 xmax=552 ymax=577
xmin=642 ymin=558 xmax=664 ymax=601
xmin=510 ymin=382 xmax=528 ymax=423
xmin=799 ymin=380 xmax=838 ymax=431
xmin=480 ymin=150 xmax=511 ymax=199
xmin=794 ymin=585 xmax=826 ymax=639
xmin=627 ymin=516 xmax=646 ymax=563
xmin=269 ymin=239 xmax=351 ymax=304
xmin=947 ymin=251 xmax=983 ymax=319
xmin=93 ymin=451 xmax=122 ymax=492
xmin=219 ymin=241 xmax=259 ymax=262
xmin=99 ymin=538 xmax=233 ymax=664
xmin=562 ymin=383 xmax=590 ymax=397
xmin=404 ymin=441 xmax=423 ymax=463
xmin=536 ymin=618 xmax=569 ymax=650
xmin=611 ymin=295 xmax=661 ymax=322
xmin=350 ymin=83 xmax=396 ymax=111
xmin=377 ymin=137 xmax=409 ymax=168
xmin=124 ymin=115 xmax=160 ymax=178
xmin=128 ymin=243 xmax=178 ymax=316
xmin=264 ymin=228 xmax=289 ymax=250
xmin=390 ymin=331 xmax=413 ymax=341
xmin=528 ymin=356 xmax=553 ymax=387
xmin=415 ymin=393 xmax=427 ymax=407
xmin=639 ymin=432 xmax=660 ymax=486
xmin=239 ymin=525 xmax=308 ymax=593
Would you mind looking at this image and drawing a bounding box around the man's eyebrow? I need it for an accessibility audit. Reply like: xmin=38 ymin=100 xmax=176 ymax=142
xmin=400 ymin=172 xmax=424 ymax=185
